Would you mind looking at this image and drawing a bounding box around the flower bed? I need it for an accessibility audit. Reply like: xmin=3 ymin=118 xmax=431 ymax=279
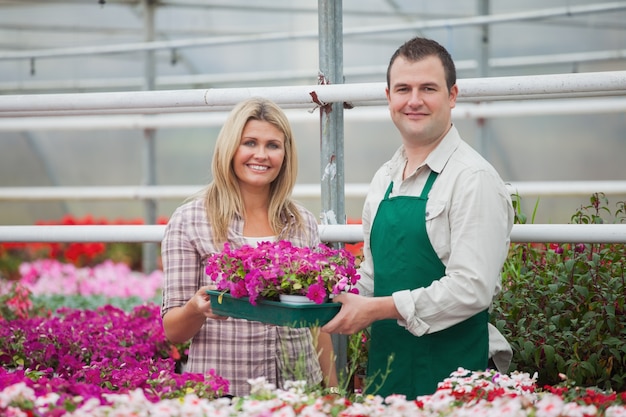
xmin=0 ymin=302 xmax=228 ymax=415
xmin=2 ymin=276 xmax=626 ymax=416
xmin=17 ymin=258 xmax=162 ymax=300
xmin=3 ymin=365 xmax=626 ymax=416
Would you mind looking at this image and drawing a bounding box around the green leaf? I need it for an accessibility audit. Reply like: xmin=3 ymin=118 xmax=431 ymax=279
xmin=543 ymin=344 xmax=555 ymax=365
xmin=573 ymin=285 xmax=589 ymax=298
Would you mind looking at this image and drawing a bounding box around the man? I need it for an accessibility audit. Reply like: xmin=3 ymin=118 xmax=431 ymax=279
xmin=322 ymin=37 xmax=514 ymax=398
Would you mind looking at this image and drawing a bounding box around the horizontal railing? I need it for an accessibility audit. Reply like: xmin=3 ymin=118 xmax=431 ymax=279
xmin=1 ymin=71 xmax=625 ymax=117
xmin=1 ymin=224 xmax=625 ymax=244
xmin=1 ymin=181 xmax=626 ymax=202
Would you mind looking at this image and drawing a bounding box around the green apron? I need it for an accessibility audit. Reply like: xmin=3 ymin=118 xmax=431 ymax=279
xmin=367 ymin=171 xmax=488 ymax=398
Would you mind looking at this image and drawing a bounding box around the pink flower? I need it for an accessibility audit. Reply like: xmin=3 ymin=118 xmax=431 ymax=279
xmin=205 ymin=241 xmax=360 ymax=305
xmin=306 ymin=283 xmax=327 ymax=304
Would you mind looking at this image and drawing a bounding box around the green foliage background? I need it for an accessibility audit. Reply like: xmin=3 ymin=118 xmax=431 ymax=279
xmin=491 ymin=193 xmax=626 ymax=391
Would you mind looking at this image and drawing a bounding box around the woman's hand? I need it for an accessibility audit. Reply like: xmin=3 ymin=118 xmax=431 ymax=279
xmin=162 ymin=285 xmax=227 ymax=343
xmin=194 ymin=285 xmax=229 ymax=320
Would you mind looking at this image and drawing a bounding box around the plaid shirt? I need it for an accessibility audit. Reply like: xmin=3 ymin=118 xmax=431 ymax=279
xmin=161 ymin=198 xmax=323 ymax=396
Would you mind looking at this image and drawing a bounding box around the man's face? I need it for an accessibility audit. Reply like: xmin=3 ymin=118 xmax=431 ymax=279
xmin=385 ymin=55 xmax=457 ymax=147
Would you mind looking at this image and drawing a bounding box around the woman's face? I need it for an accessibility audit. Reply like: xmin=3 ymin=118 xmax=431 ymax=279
xmin=233 ymin=119 xmax=286 ymax=192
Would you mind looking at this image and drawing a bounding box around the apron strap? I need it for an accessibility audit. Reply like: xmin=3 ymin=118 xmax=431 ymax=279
xmin=384 ymin=169 xmax=436 ymax=201
xmin=420 ymin=170 xmax=438 ymax=199
xmin=383 ymin=181 xmax=394 ymax=199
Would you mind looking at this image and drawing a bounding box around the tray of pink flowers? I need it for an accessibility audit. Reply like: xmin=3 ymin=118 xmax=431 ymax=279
xmin=205 ymin=240 xmax=360 ymax=328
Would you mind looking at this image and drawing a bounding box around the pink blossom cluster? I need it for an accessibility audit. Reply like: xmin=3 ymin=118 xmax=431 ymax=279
xmin=0 ymin=282 xmax=33 ymax=320
xmin=17 ymin=259 xmax=162 ymax=300
xmin=205 ymin=240 xmax=360 ymax=305
xmin=0 ymin=303 xmax=229 ymax=415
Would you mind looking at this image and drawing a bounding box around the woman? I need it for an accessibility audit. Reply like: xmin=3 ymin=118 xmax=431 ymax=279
xmin=160 ymin=97 xmax=337 ymax=396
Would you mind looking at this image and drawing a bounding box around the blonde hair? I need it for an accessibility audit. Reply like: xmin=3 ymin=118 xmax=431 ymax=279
xmin=204 ymin=97 xmax=303 ymax=244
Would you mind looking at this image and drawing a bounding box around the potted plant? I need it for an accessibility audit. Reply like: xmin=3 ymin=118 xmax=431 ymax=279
xmin=205 ymin=240 xmax=360 ymax=306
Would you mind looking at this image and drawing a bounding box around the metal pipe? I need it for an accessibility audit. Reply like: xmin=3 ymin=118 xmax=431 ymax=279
xmin=1 ymin=97 xmax=625 ymax=130
xmin=318 ymin=0 xmax=346 ymax=230
xmin=318 ymin=0 xmax=348 ymax=368
xmin=141 ymin=0 xmax=159 ymax=273
xmin=0 ymin=71 xmax=624 ymax=117
xmin=3 ymin=48 xmax=625 ymax=93
xmin=475 ymin=0 xmax=490 ymax=157
xmin=1 ymin=2 xmax=624 ymax=61
xmin=1 ymin=224 xmax=626 ymax=244
xmin=1 ymin=181 xmax=625 ymax=202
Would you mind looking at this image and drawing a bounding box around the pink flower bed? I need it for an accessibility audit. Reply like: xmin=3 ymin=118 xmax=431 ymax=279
xmin=17 ymin=259 xmax=162 ymax=300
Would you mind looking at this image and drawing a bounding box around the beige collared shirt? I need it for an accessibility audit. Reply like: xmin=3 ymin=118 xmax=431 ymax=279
xmin=358 ymin=125 xmax=514 ymax=371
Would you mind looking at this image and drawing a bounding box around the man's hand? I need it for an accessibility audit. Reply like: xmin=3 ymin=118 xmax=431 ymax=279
xmin=322 ymin=293 xmax=400 ymax=335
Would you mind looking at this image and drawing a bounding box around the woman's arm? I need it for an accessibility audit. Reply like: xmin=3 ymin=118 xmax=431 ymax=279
xmin=161 ymin=205 xmax=226 ymax=343
xmin=162 ymin=285 xmax=227 ymax=344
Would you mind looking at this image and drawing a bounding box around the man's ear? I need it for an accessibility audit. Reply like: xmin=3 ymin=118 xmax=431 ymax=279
xmin=449 ymin=84 xmax=458 ymax=108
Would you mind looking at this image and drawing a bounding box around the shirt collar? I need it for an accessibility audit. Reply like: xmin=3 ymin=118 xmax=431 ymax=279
xmin=387 ymin=124 xmax=461 ymax=178
xmin=425 ymin=124 xmax=461 ymax=174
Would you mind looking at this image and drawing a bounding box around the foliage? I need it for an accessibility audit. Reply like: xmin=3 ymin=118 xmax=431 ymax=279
xmin=32 ymin=293 xmax=160 ymax=312
xmin=492 ymin=193 xmax=626 ymax=391
xmin=347 ymin=328 xmax=370 ymax=379
xmin=205 ymin=240 xmax=361 ymax=305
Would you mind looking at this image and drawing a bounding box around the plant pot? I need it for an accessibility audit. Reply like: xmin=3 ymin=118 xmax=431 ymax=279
xmin=279 ymin=294 xmax=316 ymax=305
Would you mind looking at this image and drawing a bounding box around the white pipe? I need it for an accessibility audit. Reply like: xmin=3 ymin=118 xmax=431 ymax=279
xmin=511 ymin=224 xmax=626 ymax=244
xmin=1 ymin=224 xmax=626 ymax=244
xmin=343 ymin=3 xmax=626 ymax=37
xmin=453 ymin=98 xmax=626 ymax=119
xmin=491 ymin=49 xmax=626 ymax=68
xmin=0 ymin=83 xmax=382 ymax=114
xmin=0 ymin=71 xmax=625 ymax=117
xmin=1 ymin=97 xmax=625 ymax=131
xmin=1 ymin=2 xmax=624 ymax=61
xmin=0 ymin=185 xmax=365 ymax=201
xmin=506 ymin=181 xmax=626 ymax=197
xmin=3 ymin=49 xmax=625 ymax=94
xmin=0 ymin=181 xmax=624 ymax=202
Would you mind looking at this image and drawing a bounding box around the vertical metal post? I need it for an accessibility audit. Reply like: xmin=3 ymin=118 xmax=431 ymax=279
xmin=476 ymin=0 xmax=490 ymax=157
xmin=318 ymin=0 xmax=345 ymax=234
xmin=142 ymin=0 xmax=158 ymax=272
xmin=318 ymin=0 xmax=348 ymax=381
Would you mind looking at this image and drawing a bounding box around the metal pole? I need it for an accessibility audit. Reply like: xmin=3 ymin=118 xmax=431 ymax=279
xmin=318 ymin=0 xmax=348 ymax=385
xmin=142 ymin=0 xmax=159 ymax=273
xmin=475 ymin=0 xmax=490 ymax=157
xmin=318 ymin=0 xmax=346 ymax=232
